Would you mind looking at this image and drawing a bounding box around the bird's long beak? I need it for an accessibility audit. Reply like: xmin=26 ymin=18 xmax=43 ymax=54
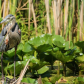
xmin=0 ymin=19 xmax=7 ymax=24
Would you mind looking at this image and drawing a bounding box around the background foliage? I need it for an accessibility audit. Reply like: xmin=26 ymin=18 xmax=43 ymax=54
xmin=0 ymin=0 xmax=84 ymax=84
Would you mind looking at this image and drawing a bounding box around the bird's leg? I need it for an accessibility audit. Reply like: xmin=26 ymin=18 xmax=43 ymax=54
xmin=14 ymin=46 xmax=17 ymax=79
xmin=1 ymin=53 xmax=4 ymax=79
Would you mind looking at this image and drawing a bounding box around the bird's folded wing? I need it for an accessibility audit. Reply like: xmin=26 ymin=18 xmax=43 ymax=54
xmin=0 ymin=34 xmax=6 ymax=52
xmin=1 ymin=23 xmax=17 ymax=36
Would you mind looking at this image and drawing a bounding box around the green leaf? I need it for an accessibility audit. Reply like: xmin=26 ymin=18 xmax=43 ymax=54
xmin=37 ymin=66 xmax=49 ymax=74
xmin=53 ymin=47 xmax=59 ymax=51
xmin=77 ymin=77 xmax=84 ymax=82
xmin=4 ymin=43 xmax=24 ymax=58
xmin=4 ymin=61 xmax=27 ymax=75
xmin=6 ymin=76 xmax=13 ymax=79
xmin=51 ymin=51 xmax=74 ymax=63
xmin=52 ymin=35 xmax=65 ymax=48
xmin=75 ymin=41 xmax=84 ymax=53
xmin=23 ymin=55 xmax=39 ymax=64
xmin=4 ymin=48 xmax=15 ymax=58
xmin=22 ymin=42 xmax=32 ymax=52
xmin=76 ymin=55 xmax=84 ymax=62
xmin=36 ymin=44 xmax=52 ymax=52
xmin=28 ymin=34 xmax=52 ymax=50
xmin=21 ymin=77 xmax=36 ymax=83
xmin=65 ymin=41 xmax=69 ymax=50
xmin=44 ymin=82 xmax=52 ymax=84
xmin=17 ymin=43 xmax=23 ymax=54
xmin=17 ymin=43 xmax=23 ymax=51
xmin=50 ymin=74 xmax=62 ymax=83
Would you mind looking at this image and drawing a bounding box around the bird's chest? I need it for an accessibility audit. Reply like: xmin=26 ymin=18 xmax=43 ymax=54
xmin=8 ymin=38 xmax=17 ymax=49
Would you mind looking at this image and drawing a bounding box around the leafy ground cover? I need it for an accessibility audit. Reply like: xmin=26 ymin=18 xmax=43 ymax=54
xmin=0 ymin=34 xmax=84 ymax=84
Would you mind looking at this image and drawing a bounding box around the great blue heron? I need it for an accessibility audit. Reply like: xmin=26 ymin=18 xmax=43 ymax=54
xmin=0 ymin=14 xmax=21 ymax=79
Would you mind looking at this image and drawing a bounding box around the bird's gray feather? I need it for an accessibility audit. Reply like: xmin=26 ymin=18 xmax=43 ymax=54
xmin=0 ymin=14 xmax=21 ymax=52
xmin=0 ymin=34 xmax=6 ymax=52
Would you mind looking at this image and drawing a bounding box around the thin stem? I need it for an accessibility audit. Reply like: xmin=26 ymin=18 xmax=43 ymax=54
xmin=14 ymin=46 xmax=17 ymax=78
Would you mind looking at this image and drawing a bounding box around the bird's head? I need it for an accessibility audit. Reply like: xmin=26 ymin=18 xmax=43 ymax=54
xmin=0 ymin=14 xmax=15 ymax=24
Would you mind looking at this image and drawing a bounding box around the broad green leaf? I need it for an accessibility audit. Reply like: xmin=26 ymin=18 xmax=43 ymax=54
xmin=17 ymin=43 xmax=24 ymax=54
xmin=28 ymin=34 xmax=52 ymax=50
xmin=65 ymin=41 xmax=69 ymax=50
xmin=42 ymin=77 xmax=49 ymax=82
xmin=17 ymin=43 xmax=23 ymax=51
xmin=36 ymin=44 xmax=52 ymax=52
xmin=4 ymin=48 xmax=15 ymax=58
xmin=53 ymin=47 xmax=59 ymax=51
xmin=37 ymin=66 xmax=49 ymax=74
xmin=52 ymin=35 xmax=65 ymax=48
xmin=70 ymin=41 xmax=73 ymax=48
xmin=4 ymin=61 xmax=27 ymax=75
xmin=23 ymin=55 xmax=43 ymax=70
xmin=76 ymin=55 xmax=84 ymax=62
xmin=23 ymin=55 xmax=39 ymax=64
xmin=77 ymin=77 xmax=84 ymax=82
xmin=22 ymin=42 xmax=32 ymax=52
xmin=50 ymin=74 xmax=62 ymax=83
xmin=75 ymin=41 xmax=84 ymax=53
xmin=44 ymin=82 xmax=52 ymax=84
xmin=38 ymin=52 xmax=56 ymax=65
xmin=51 ymin=51 xmax=74 ymax=63
xmin=4 ymin=43 xmax=24 ymax=58
xmin=21 ymin=77 xmax=36 ymax=83
xmin=6 ymin=76 xmax=13 ymax=79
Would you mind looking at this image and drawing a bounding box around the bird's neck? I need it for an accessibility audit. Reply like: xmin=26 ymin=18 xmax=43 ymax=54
xmin=7 ymin=19 xmax=16 ymax=28
xmin=10 ymin=19 xmax=16 ymax=25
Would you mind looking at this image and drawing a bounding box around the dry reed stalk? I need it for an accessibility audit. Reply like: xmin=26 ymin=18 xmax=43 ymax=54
xmin=16 ymin=1 xmax=28 ymax=12
xmin=64 ymin=0 xmax=69 ymax=37
xmin=38 ymin=76 xmax=42 ymax=84
xmin=18 ymin=0 xmax=22 ymax=8
xmin=5 ymin=0 xmax=9 ymax=16
xmin=6 ymin=0 xmax=9 ymax=15
xmin=31 ymin=1 xmax=38 ymax=36
xmin=28 ymin=0 xmax=31 ymax=31
xmin=8 ymin=0 xmax=10 ymax=14
xmin=53 ymin=0 xmax=58 ymax=35
xmin=0 ymin=0 xmax=1 ymax=18
xmin=45 ymin=0 xmax=51 ymax=34
xmin=2 ymin=0 xmax=6 ymax=29
xmin=61 ymin=0 xmax=63 ymax=6
xmin=28 ymin=0 xmax=32 ymax=39
xmin=58 ymin=0 xmax=61 ymax=35
xmin=53 ymin=0 xmax=56 ymax=34
xmin=16 ymin=59 xmax=30 ymax=84
xmin=80 ymin=1 xmax=83 ymax=41
xmin=2 ymin=0 xmax=6 ymax=30
xmin=1 ymin=2 xmax=4 ymax=16
xmin=9 ymin=0 xmax=12 ymax=13
xmin=20 ymin=1 xmax=29 ymax=8
xmin=60 ymin=0 xmax=63 ymax=36
xmin=17 ymin=8 xmax=29 ymax=10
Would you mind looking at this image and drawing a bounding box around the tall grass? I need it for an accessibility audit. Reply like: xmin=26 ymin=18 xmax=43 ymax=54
xmin=0 ymin=0 xmax=84 ymax=42
xmin=68 ymin=0 xmax=74 ymax=42
xmin=0 ymin=0 xmax=1 ymax=18
xmin=77 ymin=0 xmax=80 ymax=41
xmin=12 ymin=0 xmax=17 ymax=15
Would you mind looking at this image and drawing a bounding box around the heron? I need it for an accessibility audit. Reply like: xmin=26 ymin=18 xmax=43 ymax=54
xmin=0 ymin=14 xmax=21 ymax=79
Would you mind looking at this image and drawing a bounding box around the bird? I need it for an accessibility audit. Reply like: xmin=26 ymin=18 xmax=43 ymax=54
xmin=0 ymin=14 xmax=21 ymax=79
